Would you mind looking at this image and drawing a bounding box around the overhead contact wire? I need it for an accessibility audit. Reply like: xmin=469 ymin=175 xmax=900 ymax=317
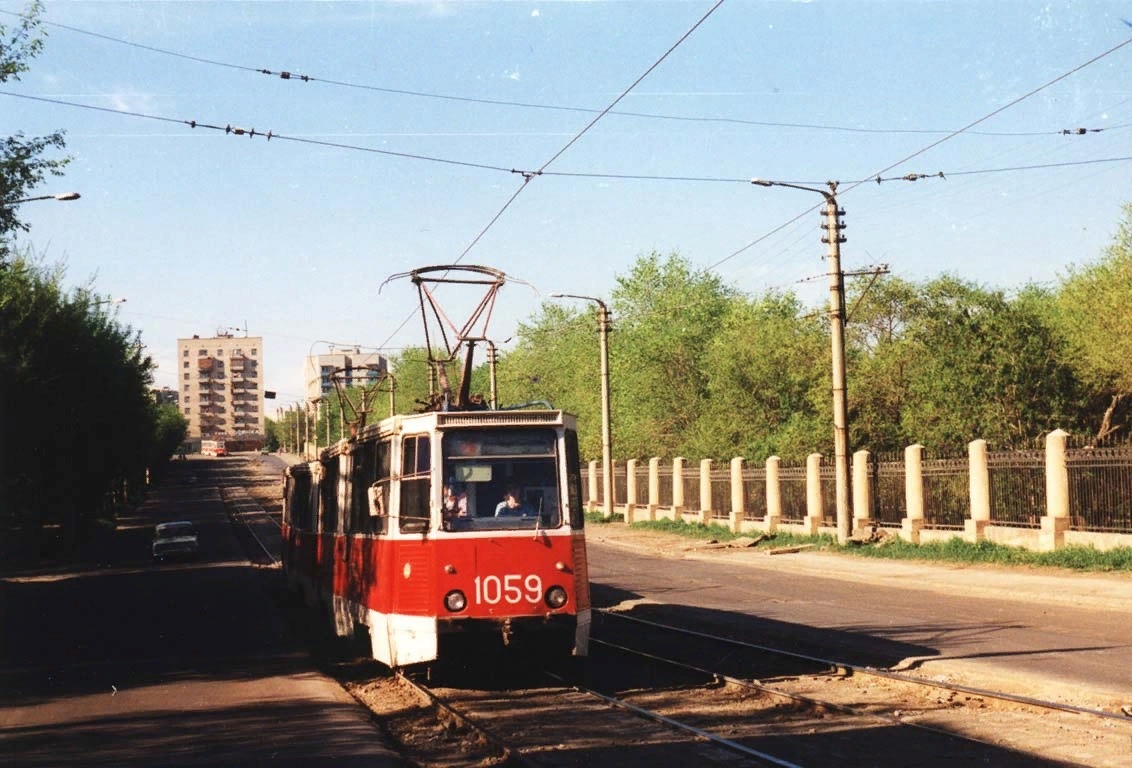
xmin=5 ymin=9 xmax=1114 ymax=139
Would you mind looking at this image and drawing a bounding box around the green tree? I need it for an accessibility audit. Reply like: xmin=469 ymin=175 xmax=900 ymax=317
xmin=695 ymin=291 xmax=828 ymax=462
xmin=609 ymin=251 xmax=737 ymax=459
xmin=1055 ymin=203 xmax=1132 ymax=441
xmin=844 ymin=275 xmax=919 ymax=454
xmin=1 ymin=2 xmax=69 ymax=248
xmin=1 ymin=252 xmax=163 ymax=559
xmin=899 ymin=275 xmax=1080 ymax=450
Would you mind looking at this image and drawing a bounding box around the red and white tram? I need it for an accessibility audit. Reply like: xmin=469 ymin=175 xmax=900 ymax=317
xmin=281 ymin=406 xmax=590 ymax=667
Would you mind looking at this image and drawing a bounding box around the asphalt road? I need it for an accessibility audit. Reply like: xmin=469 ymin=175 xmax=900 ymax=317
xmin=586 ymin=532 xmax=1132 ymax=706
xmin=0 ymin=458 xmax=405 ymax=768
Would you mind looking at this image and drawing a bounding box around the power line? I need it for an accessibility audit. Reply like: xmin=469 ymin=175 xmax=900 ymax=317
xmin=714 ymin=32 xmax=1132 ymax=273
xmin=376 ymin=0 xmax=727 ymax=350
xmin=3 ymin=7 xmax=1116 ymax=140
xmin=0 ymin=90 xmax=516 ymax=174
xmin=842 ymin=34 xmax=1132 ymax=198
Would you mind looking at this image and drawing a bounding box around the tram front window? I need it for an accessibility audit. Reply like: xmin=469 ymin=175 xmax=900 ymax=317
xmin=441 ymin=429 xmax=561 ymax=531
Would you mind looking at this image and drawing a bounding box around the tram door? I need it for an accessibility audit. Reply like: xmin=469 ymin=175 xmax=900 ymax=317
xmin=389 ymin=433 xmax=437 ymax=664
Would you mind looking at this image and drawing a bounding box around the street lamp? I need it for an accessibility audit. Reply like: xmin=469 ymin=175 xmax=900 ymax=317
xmin=751 ymin=178 xmax=851 ymax=545
xmin=551 ymin=293 xmax=614 ymax=520
xmin=94 ymin=297 xmax=126 ymax=307
xmin=5 ymin=192 xmax=81 ymax=205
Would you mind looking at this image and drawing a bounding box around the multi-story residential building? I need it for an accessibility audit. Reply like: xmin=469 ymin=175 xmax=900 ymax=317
xmin=151 ymin=386 xmax=179 ymax=406
xmin=304 ymin=348 xmax=388 ymax=401
xmin=177 ymin=333 xmax=265 ymax=448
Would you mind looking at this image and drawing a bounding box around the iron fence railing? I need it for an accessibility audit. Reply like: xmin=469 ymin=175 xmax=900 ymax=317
xmin=710 ymin=468 xmax=731 ymax=521
xmin=921 ymin=457 xmax=968 ymax=529
xmin=683 ymin=471 xmax=702 ymax=514
xmin=1067 ymin=446 xmax=1132 ymax=532
xmin=778 ymin=463 xmax=807 ymax=523
xmin=583 ymin=444 xmax=1132 ymax=534
xmin=988 ymin=450 xmax=1044 ymax=528
xmin=612 ymin=465 xmax=628 ymax=507
xmin=871 ymin=457 xmax=906 ymax=527
xmin=819 ymin=462 xmax=836 ymax=526
xmin=656 ymin=465 xmax=674 ymax=507
xmin=741 ymin=466 xmax=768 ymax=521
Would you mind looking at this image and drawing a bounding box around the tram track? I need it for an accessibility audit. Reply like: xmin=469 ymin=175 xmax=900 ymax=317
xmin=390 ymin=665 xmax=804 ymax=768
xmin=590 ymin=608 xmax=1132 ymax=766
xmin=596 ymin=608 xmax=1128 ymax=722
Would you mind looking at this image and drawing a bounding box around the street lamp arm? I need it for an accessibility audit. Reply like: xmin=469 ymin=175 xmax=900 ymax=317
xmin=750 ymin=178 xmax=836 ymax=203
xmin=549 ymin=292 xmax=608 ymax=312
xmin=4 ymin=191 xmax=81 ymax=205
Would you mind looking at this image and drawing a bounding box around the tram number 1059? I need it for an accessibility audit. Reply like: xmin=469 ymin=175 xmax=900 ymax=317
xmin=473 ymin=574 xmax=543 ymax=605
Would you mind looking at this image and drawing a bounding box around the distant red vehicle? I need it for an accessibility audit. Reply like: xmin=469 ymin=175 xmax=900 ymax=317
xmin=281 ymin=407 xmax=590 ymax=667
xmin=201 ymin=439 xmax=228 ymax=457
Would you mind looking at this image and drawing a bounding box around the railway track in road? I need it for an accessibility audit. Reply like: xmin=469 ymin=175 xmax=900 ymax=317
xmin=391 ymin=667 xmax=804 ymax=768
xmin=592 ymin=608 xmax=1132 ymax=767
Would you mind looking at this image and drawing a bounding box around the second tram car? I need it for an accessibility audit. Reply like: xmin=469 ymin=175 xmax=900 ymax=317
xmin=282 ymin=406 xmax=590 ymax=667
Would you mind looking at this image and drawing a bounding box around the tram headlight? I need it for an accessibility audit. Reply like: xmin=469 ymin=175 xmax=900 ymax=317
xmin=544 ymin=586 xmax=568 ymax=609
xmin=444 ymin=590 xmax=467 ymax=612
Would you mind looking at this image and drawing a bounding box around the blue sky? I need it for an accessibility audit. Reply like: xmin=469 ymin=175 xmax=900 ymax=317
xmin=5 ymin=0 xmax=1131 ymax=409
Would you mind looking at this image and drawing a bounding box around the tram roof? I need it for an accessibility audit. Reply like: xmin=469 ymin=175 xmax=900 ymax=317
xmin=294 ymin=407 xmax=578 ymax=464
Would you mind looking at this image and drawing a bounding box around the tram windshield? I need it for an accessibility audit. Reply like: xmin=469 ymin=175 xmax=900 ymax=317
xmin=441 ymin=428 xmax=562 ymax=531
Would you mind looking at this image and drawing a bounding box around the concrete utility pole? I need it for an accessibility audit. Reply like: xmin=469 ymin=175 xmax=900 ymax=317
xmin=752 ymin=179 xmax=851 ymax=544
xmin=552 ymin=293 xmax=614 ymax=519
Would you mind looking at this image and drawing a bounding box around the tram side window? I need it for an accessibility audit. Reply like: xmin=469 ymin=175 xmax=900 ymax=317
xmin=565 ymin=429 xmax=584 ymax=529
xmin=289 ymin=472 xmax=313 ymax=531
xmin=321 ymin=459 xmax=339 ymax=535
xmin=307 ymin=473 xmax=321 ymax=533
xmin=350 ymin=441 xmax=376 ymax=534
xmin=400 ymin=434 xmax=430 ymax=534
xmin=372 ymin=439 xmax=392 ymax=535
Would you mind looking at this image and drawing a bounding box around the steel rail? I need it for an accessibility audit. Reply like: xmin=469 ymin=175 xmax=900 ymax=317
xmin=590 ymin=637 xmax=1024 ymax=754
xmin=221 ymin=487 xmax=280 ymax=566
xmin=541 ymin=669 xmax=806 ymax=768
xmin=597 ymin=608 xmax=1130 ymax=723
xmin=392 ymin=671 xmax=536 ymax=767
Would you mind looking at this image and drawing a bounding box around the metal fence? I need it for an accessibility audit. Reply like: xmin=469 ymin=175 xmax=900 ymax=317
xmin=1067 ymin=446 xmax=1132 ymax=532
xmin=710 ymin=468 xmax=731 ymax=521
xmin=921 ymin=456 xmax=968 ymax=529
xmin=741 ymin=466 xmax=768 ymax=521
xmin=656 ymin=464 xmax=673 ymax=507
xmin=778 ymin=463 xmax=807 ymax=523
xmin=584 ymin=441 xmax=1132 ymax=534
xmin=684 ymin=469 xmax=701 ymax=514
xmin=988 ymin=450 xmax=1044 ymax=528
xmin=870 ymin=455 xmax=906 ymax=527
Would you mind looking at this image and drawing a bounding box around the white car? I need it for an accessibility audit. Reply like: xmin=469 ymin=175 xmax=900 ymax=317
xmin=152 ymin=521 xmax=199 ymax=561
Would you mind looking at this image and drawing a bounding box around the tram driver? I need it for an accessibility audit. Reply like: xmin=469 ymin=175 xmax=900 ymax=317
xmin=495 ymin=485 xmax=535 ymax=517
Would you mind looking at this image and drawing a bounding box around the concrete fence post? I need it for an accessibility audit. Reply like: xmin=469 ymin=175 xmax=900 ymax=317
xmin=804 ymin=453 xmax=823 ymax=535
xmin=902 ymin=444 xmax=924 ymax=544
xmin=625 ymin=458 xmax=638 ymax=524
xmin=1041 ymin=429 xmax=1071 ymax=552
xmin=647 ymin=457 xmax=660 ymax=521
xmin=587 ymin=459 xmax=599 ymax=514
xmin=729 ymin=457 xmax=745 ymax=534
xmin=765 ymin=456 xmax=781 ymax=533
xmin=700 ymin=459 xmax=713 ymax=526
xmin=672 ymin=457 xmax=685 ymax=521
xmin=965 ymin=439 xmax=990 ymax=542
xmin=852 ymin=449 xmax=873 ymax=537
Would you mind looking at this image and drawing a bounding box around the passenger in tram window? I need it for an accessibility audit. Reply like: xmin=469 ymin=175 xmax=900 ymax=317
xmin=494 ymin=486 xmax=535 ymax=517
xmin=443 ymin=484 xmax=468 ymax=518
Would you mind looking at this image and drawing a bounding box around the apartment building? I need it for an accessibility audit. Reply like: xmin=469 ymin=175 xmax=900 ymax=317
xmin=304 ymin=348 xmax=388 ymax=401
xmin=177 ymin=333 xmax=265 ymax=445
